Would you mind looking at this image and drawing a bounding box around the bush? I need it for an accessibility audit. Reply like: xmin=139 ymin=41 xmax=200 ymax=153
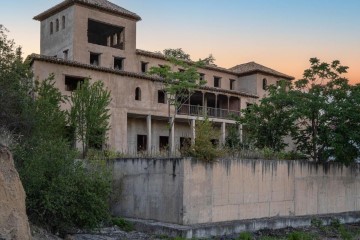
xmin=238 ymin=231 xmax=253 ymax=240
xmin=18 ymin=138 xmax=111 ymax=233
xmin=287 ymin=231 xmax=315 ymax=240
xmin=186 ymin=118 xmax=223 ymax=162
xmin=112 ymin=217 xmax=134 ymax=232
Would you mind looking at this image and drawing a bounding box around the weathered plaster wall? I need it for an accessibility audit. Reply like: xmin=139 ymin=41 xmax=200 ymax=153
xmin=111 ymin=158 xmax=184 ymax=224
xmin=112 ymin=158 xmax=360 ymax=225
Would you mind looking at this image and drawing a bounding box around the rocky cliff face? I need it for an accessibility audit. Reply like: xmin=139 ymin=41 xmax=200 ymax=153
xmin=0 ymin=146 xmax=31 ymax=240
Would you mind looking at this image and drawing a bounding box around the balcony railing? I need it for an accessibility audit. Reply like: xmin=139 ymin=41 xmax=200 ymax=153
xmin=177 ymin=104 xmax=240 ymax=120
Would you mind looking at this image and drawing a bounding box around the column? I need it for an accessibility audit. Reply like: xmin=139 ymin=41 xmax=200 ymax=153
xmin=221 ymin=122 xmax=226 ymax=145
xmin=147 ymin=115 xmax=152 ymax=154
xmin=239 ymin=124 xmax=243 ymax=142
xmin=191 ymin=119 xmax=196 ymax=145
xmin=170 ymin=117 xmax=175 ymax=154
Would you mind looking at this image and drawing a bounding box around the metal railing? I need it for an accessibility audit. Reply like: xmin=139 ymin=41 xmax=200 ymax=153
xmin=177 ymin=104 xmax=240 ymax=119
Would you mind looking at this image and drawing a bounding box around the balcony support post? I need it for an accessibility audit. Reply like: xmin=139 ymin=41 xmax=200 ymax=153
xmin=191 ymin=119 xmax=196 ymax=145
xmin=147 ymin=115 xmax=152 ymax=154
xmin=221 ymin=122 xmax=226 ymax=145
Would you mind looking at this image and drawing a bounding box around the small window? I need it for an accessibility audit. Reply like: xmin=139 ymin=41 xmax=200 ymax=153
xmin=114 ymin=57 xmax=124 ymax=70
xmin=180 ymin=137 xmax=191 ymax=150
xmin=199 ymin=73 xmax=205 ymax=81
xmin=159 ymin=136 xmax=169 ymax=151
xmin=50 ymin=22 xmax=53 ymax=34
xmin=137 ymin=135 xmax=147 ymax=152
xmin=230 ymin=79 xmax=235 ymax=90
xmin=178 ymin=68 xmax=185 ymax=72
xmin=62 ymin=16 xmax=66 ymax=29
xmin=158 ymin=90 xmax=165 ymax=104
xmin=56 ymin=19 xmax=59 ymax=32
xmin=90 ymin=52 xmax=100 ymax=66
xmin=63 ymin=50 xmax=69 ymax=60
xmin=141 ymin=62 xmax=148 ymax=73
xmin=214 ymin=76 xmax=221 ymax=88
xmin=263 ymin=78 xmax=267 ymax=90
xmin=135 ymin=87 xmax=141 ymax=101
xmin=65 ymin=76 xmax=84 ymax=91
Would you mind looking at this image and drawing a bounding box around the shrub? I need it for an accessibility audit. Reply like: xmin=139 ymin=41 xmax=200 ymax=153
xmin=112 ymin=217 xmax=134 ymax=232
xmin=238 ymin=231 xmax=253 ymax=240
xmin=186 ymin=118 xmax=223 ymax=162
xmin=287 ymin=231 xmax=315 ymax=240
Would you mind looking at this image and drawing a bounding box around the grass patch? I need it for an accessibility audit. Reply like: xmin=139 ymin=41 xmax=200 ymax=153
xmin=111 ymin=217 xmax=134 ymax=232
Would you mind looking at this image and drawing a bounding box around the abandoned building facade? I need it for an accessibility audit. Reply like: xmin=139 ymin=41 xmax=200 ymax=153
xmin=30 ymin=0 xmax=294 ymax=154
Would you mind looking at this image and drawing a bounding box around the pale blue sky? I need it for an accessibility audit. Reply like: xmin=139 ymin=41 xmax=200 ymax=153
xmin=1 ymin=0 xmax=359 ymax=82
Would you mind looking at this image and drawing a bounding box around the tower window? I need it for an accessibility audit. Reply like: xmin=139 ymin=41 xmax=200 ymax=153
xmin=65 ymin=76 xmax=84 ymax=91
xmin=56 ymin=19 xmax=59 ymax=32
xmin=135 ymin=87 xmax=141 ymax=101
xmin=158 ymin=91 xmax=165 ymax=104
xmin=263 ymin=78 xmax=267 ymax=90
xmin=50 ymin=22 xmax=53 ymax=34
xmin=88 ymin=19 xmax=125 ymax=50
xmin=214 ymin=76 xmax=221 ymax=88
xmin=63 ymin=49 xmax=69 ymax=60
xmin=90 ymin=52 xmax=100 ymax=66
xmin=62 ymin=16 xmax=66 ymax=29
xmin=199 ymin=73 xmax=205 ymax=81
xmin=114 ymin=57 xmax=124 ymax=70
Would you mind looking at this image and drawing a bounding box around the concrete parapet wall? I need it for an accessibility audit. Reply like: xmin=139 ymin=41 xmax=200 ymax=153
xmin=111 ymin=158 xmax=360 ymax=225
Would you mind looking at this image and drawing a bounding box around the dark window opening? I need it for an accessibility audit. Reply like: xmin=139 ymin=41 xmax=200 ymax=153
xmin=90 ymin=52 xmax=100 ymax=66
xmin=137 ymin=135 xmax=147 ymax=152
xmin=263 ymin=78 xmax=267 ymax=90
xmin=199 ymin=73 xmax=205 ymax=81
xmin=178 ymin=68 xmax=185 ymax=72
xmin=65 ymin=76 xmax=84 ymax=91
xmin=135 ymin=87 xmax=141 ymax=101
xmin=141 ymin=62 xmax=148 ymax=73
xmin=158 ymin=90 xmax=165 ymax=104
xmin=214 ymin=77 xmax=221 ymax=88
xmin=56 ymin=19 xmax=59 ymax=32
xmin=211 ymin=139 xmax=219 ymax=147
xmin=50 ymin=22 xmax=53 ymax=34
xmin=62 ymin=16 xmax=66 ymax=29
xmin=63 ymin=50 xmax=69 ymax=60
xmin=180 ymin=137 xmax=191 ymax=150
xmin=230 ymin=79 xmax=235 ymax=90
xmin=159 ymin=136 xmax=169 ymax=151
xmin=114 ymin=57 xmax=124 ymax=70
xmin=88 ymin=19 xmax=125 ymax=50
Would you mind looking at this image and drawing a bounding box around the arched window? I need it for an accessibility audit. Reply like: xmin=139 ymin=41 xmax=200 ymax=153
xmin=50 ymin=22 xmax=53 ymax=34
xmin=135 ymin=87 xmax=141 ymax=101
xmin=62 ymin=16 xmax=66 ymax=29
xmin=56 ymin=19 xmax=59 ymax=32
xmin=262 ymin=78 xmax=267 ymax=90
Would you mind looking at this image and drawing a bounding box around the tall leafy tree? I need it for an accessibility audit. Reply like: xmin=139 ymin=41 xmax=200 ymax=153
xmin=149 ymin=49 xmax=213 ymax=154
xmin=68 ymin=79 xmax=111 ymax=158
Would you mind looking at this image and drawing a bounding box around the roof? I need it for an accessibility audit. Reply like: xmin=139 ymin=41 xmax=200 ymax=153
xmin=33 ymin=0 xmax=141 ymax=21
xmin=136 ymin=50 xmax=294 ymax=80
xmin=229 ymin=62 xmax=294 ymax=80
xmin=28 ymin=54 xmax=258 ymax=99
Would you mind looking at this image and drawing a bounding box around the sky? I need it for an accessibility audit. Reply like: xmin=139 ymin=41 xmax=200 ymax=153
xmin=1 ymin=0 xmax=359 ymax=83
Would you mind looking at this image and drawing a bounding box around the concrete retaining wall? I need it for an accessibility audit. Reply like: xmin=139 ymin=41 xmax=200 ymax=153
xmin=111 ymin=158 xmax=360 ymax=225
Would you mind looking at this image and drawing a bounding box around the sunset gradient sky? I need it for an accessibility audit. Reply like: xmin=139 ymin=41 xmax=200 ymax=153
xmin=1 ymin=0 xmax=359 ymax=83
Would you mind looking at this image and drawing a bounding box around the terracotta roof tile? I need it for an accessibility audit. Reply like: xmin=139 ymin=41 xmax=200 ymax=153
xmin=34 ymin=0 xmax=141 ymax=21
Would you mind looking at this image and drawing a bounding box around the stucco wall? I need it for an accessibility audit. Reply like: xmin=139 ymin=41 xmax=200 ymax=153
xmin=112 ymin=158 xmax=360 ymax=225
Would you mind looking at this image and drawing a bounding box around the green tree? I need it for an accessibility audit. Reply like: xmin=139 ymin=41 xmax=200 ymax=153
xmin=68 ymin=79 xmax=111 ymax=158
xmin=149 ymin=49 xmax=213 ymax=154
xmin=239 ymin=80 xmax=296 ymax=151
xmin=0 ymin=25 xmax=34 ymax=137
xmin=291 ymin=58 xmax=360 ymax=163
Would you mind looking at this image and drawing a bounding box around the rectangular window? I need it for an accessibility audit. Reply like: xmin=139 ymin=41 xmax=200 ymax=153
xmin=178 ymin=68 xmax=185 ymax=72
xmin=63 ymin=50 xmax=69 ymax=60
xmin=114 ymin=57 xmax=124 ymax=70
xmin=199 ymin=73 xmax=205 ymax=81
xmin=88 ymin=19 xmax=125 ymax=50
xmin=158 ymin=90 xmax=166 ymax=104
xmin=90 ymin=52 xmax=100 ymax=66
xmin=230 ymin=79 xmax=235 ymax=90
xmin=180 ymin=137 xmax=191 ymax=150
xmin=141 ymin=62 xmax=148 ymax=73
xmin=214 ymin=76 xmax=221 ymax=88
xmin=137 ymin=135 xmax=147 ymax=152
xmin=159 ymin=136 xmax=169 ymax=151
xmin=65 ymin=76 xmax=84 ymax=91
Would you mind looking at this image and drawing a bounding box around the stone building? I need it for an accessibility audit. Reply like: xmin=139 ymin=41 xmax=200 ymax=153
xmin=29 ymin=0 xmax=294 ymax=154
